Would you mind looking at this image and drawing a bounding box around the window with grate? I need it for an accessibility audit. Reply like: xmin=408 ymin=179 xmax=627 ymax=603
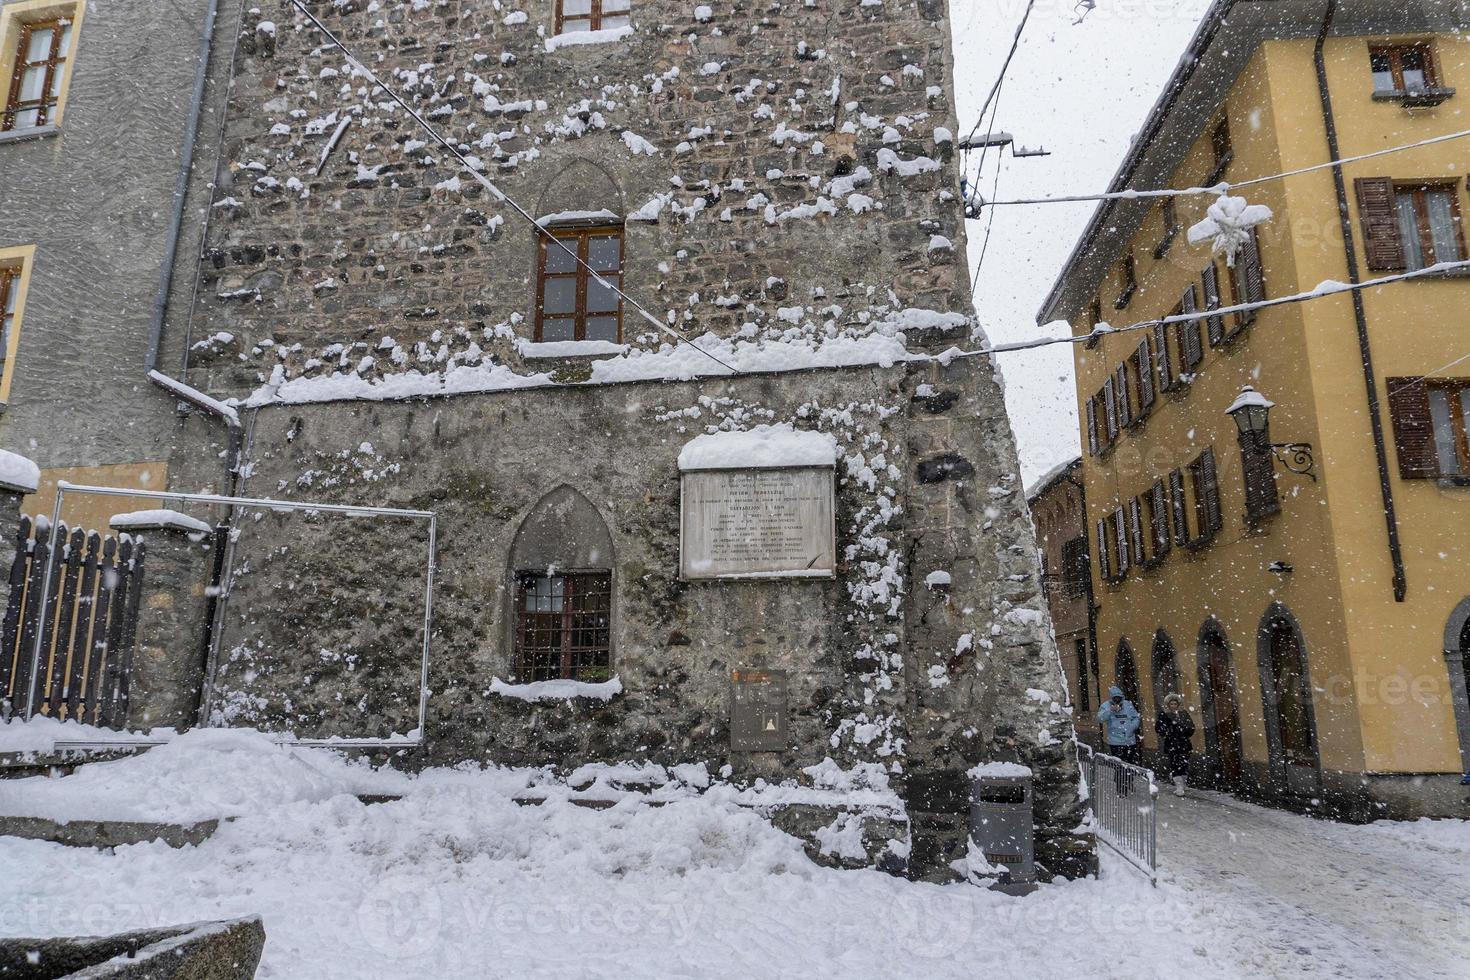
xmin=514 ymin=571 xmax=612 ymax=682
xmin=535 ymin=225 xmax=624 ymax=342
xmin=555 ymin=0 xmax=631 ymax=34
xmin=3 ymin=17 xmax=73 ymax=131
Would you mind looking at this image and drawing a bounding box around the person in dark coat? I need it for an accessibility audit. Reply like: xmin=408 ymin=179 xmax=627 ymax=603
xmin=1155 ymin=693 xmax=1196 ymax=797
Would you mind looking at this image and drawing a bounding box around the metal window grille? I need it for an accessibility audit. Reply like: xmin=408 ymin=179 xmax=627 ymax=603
xmin=515 ymin=571 xmax=611 ymax=682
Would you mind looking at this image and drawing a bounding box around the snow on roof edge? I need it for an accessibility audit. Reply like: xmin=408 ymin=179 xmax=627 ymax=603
xmin=0 ymin=449 xmax=40 ymax=494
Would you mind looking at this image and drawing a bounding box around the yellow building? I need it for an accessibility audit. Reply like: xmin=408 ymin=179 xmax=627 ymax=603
xmin=1041 ymin=0 xmax=1470 ymax=818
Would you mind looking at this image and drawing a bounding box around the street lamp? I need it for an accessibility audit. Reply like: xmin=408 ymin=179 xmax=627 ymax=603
xmin=1224 ymin=386 xmax=1317 ymax=481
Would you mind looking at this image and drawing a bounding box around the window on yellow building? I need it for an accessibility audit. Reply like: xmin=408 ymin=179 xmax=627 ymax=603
xmin=1370 ymin=43 xmax=1438 ymax=94
xmin=1 ymin=4 xmax=81 ymax=133
xmin=1355 ymin=178 xmax=1465 ymax=272
xmin=1387 ymin=376 xmax=1470 ymax=480
xmin=1208 ymin=117 xmax=1233 ymax=183
xmin=1114 ymin=254 xmax=1137 ymax=310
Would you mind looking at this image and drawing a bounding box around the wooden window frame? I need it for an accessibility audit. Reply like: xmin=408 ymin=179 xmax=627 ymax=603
xmin=1176 ymin=283 xmax=1204 ymax=374
xmin=554 ymin=0 xmax=632 ymax=35
xmin=1 ymin=6 xmax=78 ymax=133
xmin=1225 ymin=229 xmax=1267 ymax=335
xmin=1388 ymin=376 xmax=1470 ymax=480
xmin=1208 ymin=117 xmax=1233 ymax=184
xmin=0 ymin=245 xmax=35 ymax=404
xmin=1153 ymin=198 xmax=1179 ymax=260
xmin=1115 ymin=363 xmax=1134 ymax=429
xmin=1114 ymin=253 xmax=1138 ymax=310
xmin=1202 ymin=261 xmax=1227 ymax=346
xmin=514 ymin=570 xmax=612 ymax=683
xmin=1085 ymin=298 xmax=1104 ymax=349
xmin=1132 ymin=336 xmax=1155 ymax=417
xmin=534 ymin=224 xmax=625 ymax=343
xmin=1186 ymin=447 xmax=1222 ymax=549
xmin=1397 ymin=182 xmax=1466 ymax=270
xmin=1370 ymin=43 xmax=1439 ymax=93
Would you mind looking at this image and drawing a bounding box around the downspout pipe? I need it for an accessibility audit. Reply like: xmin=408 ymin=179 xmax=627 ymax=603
xmin=144 ymin=0 xmax=219 ymax=374
xmin=1313 ymin=0 xmax=1408 ymax=602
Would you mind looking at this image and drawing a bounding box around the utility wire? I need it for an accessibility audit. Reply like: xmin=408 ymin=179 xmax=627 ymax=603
xmin=951 ymin=258 xmax=1470 ymax=360
xmin=286 ymin=0 xmax=740 ymax=375
xmin=977 ymin=127 xmax=1470 ymax=208
xmin=959 ymin=0 xmax=1039 ymax=164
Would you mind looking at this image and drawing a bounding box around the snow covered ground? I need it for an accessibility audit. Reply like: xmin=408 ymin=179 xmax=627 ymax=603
xmin=0 ymin=731 xmax=1464 ymax=978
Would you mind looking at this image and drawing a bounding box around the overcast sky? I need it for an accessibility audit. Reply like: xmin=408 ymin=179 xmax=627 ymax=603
xmin=951 ymin=0 xmax=1216 ymax=486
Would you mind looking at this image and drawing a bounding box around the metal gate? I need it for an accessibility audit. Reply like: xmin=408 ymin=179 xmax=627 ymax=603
xmin=1080 ymin=741 xmax=1158 ymax=885
xmin=0 ymin=517 xmax=147 ymax=725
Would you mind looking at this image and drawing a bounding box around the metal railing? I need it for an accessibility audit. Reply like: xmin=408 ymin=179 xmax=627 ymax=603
xmin=1079 ymin=741 xmax=1158 ymax=885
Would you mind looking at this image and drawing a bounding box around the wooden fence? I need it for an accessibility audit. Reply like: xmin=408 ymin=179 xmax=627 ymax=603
xmin=0 ymin=517 xmax=147 ymax=726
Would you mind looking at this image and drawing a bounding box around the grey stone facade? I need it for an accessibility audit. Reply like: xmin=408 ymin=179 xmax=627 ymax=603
xmin=0 ymin=0 xmax=1094 ymax=881
xmin=0 ymin=0 xmax=220 ymax=473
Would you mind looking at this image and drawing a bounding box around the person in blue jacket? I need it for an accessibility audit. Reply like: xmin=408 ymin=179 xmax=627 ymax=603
xmin=1097 ymin=686 xmax=1142 ymax=794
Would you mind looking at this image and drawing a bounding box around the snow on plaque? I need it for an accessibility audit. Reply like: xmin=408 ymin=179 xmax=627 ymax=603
xmin=678 ymin=425 xmax=837 ymax=580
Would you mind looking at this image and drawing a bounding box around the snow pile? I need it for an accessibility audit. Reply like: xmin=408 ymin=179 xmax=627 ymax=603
xmin=544 ymin=25 xmax=634 ymax=51
xmin=1188 ymin=194 xmax=1272 ymax=266
xmin=0 ymin=716 xmax=175 ymax=756
xmin=0 ymin=449 xmax=39 ymax=493
xmin=968 ymin=761 xmax=1033 ymax=779
xmin=489 ymin=675 xmax=623 ymax=702
xmin=0 ymin=727 xmax=407 ymax=823
xmin=678 ymin=424 xmax=838 ymax=471
xmin=109 ymin=509 xmax=213 ymax=535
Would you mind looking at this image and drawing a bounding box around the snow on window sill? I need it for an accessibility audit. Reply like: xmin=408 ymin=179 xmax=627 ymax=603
xmin=489 ymin=675 xmax=623 ymax=702
xmin=544 ymin=25 xmax=633 ymax=53
xmin=1372 ymin=87 xmax=1455 ymax=108
xmin=0 ymin=124 xmax=60 ymax=147
xmin=518 ymin=339 xmax=629 ymax=360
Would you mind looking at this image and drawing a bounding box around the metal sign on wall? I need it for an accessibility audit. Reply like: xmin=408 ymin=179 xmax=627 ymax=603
xmin=730 ymin=669 xmax=788 ymax=752
xmin=680 ymin=467 xmax=836 ymax=580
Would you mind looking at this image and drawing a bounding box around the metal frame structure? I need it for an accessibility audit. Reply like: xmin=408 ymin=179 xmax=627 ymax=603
xmin=24 ymin=482 xmax=437 ymax=750
xmin=1077 ymin=740 xmax=1158 ymax=886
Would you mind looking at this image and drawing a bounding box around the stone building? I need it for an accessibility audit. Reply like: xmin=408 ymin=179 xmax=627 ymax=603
xmin=1027 ymin=458 xmax=1097 ymax=743
xmin=4 ymin=0 xmax=1093 ymax=880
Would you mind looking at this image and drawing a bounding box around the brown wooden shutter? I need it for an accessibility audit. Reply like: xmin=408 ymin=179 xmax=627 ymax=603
xmin=1354 ymin=177 xmax=1406 ymax=272
xmin=1150 ymin=479 xmax=1171 ymax=557
xmin=1202 ymin=263 xmax=1226 ymax=346
xmin=1114 ymin=507 xmax=1130 ymax=574
xmin=1086 ymin=396 xmax=1099 ymax=456
xmin=1115 ymin=364 xmax=1133 ymax=427
xmin=1169 ymin=468 xmax=1189 ymax=545
xmin=1178 ymin=285 xmax=1203 ymax=371
xmin=1103 ymin=379 xmax=1119 ymax=441
xmin=1241 ymin=437 xmax=1281 ymax=521
xmin=1241 ymin=229 xmax=1267 ymax=305
xmin=1135 ymin=338 xmax=1155 ymax=412
xmin=1128 ymin=497 xmax=1146 ymax=565
xmin=1153 ymin=322 xmax=1176 ymax=392
xmin=1096 ymin=518 xmax=1112 ymax=581
xmin=1386 ymin=376 xmax=1439 ymax=478
xmin=1199 ymin=447 xmax=1223 ymax=538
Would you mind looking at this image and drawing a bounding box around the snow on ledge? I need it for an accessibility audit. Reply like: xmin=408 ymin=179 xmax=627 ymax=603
xmin=0 ymin=716 xmax=178 ymax=756
xmin=535 ymin=208 xmax=620 ymax=227
xmin=968 ymin=761 xmax=1033 ymax=779
xmin=489 ymin=675 xmax=623 ymax=702
xmin=543 ymin=25 xmax=633 ymax=52
xmin=0 ymin=449 xmax=40 ymax=494
xmin=110 ymin=509 xmax=213 ymax=535
xmin=678 ymin=424 xmax=838 ymax=471
xmin=518 ymin=339 xmax=628 ymax=359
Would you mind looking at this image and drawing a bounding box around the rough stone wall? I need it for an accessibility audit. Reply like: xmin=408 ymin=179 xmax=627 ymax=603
xmin=213 ymin=367 xmax=907 ymax=771
xmin=181 ymin=0 xmax=971 ymax=394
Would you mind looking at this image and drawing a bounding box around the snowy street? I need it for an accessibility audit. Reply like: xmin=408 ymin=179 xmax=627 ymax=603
xmin=1158 ymin=791 xmax=1470 ymax=979
xmin=0 ymin=733 xmax=1465 ymax=978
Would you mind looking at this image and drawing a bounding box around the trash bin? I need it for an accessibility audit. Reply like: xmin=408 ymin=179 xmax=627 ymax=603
xmin=968 ymin=764 xmax=1036 ymax=894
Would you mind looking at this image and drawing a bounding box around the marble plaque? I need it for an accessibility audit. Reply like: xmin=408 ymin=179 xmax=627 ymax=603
xmin=680 ymin=467 xmax=835 ymax=580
